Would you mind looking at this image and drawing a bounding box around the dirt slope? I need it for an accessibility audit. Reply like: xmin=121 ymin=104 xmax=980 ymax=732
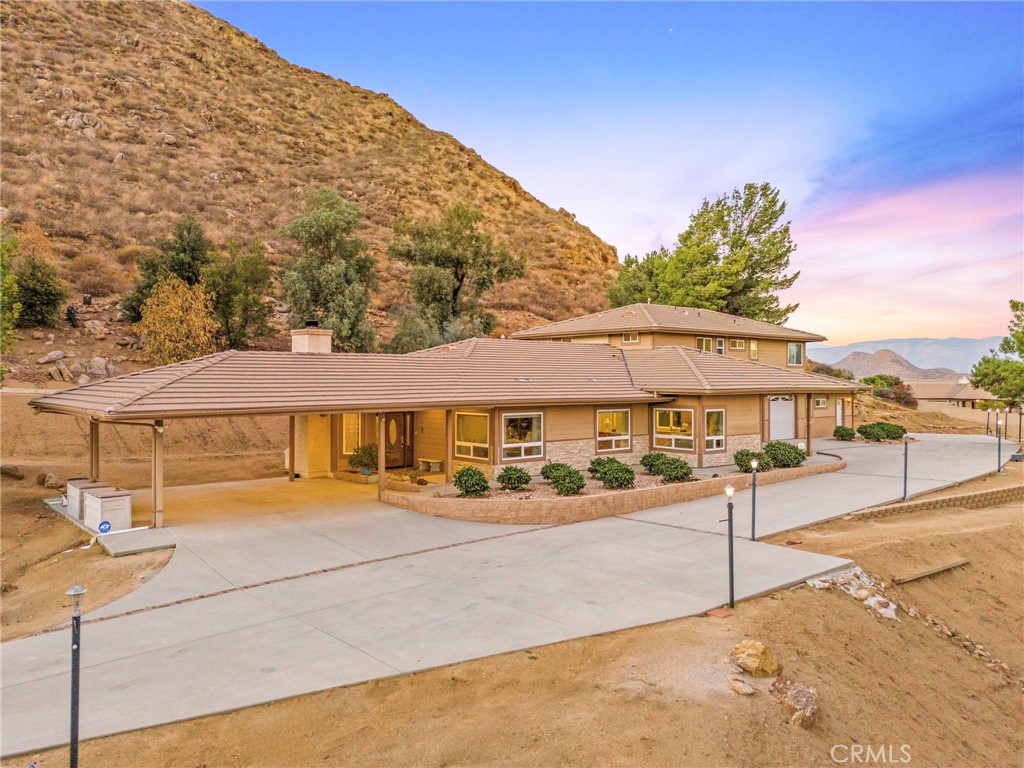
xmin=0 ymin=0 xmax=616 ymax=323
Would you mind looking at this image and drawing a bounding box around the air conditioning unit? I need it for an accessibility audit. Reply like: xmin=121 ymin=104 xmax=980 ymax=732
xmin=83 ymin=488 xmax=133 ymax=533
xmin=66 ymin=478 xmax=111 ymax=520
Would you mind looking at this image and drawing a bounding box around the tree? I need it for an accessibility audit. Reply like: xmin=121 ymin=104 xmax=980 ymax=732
xmin=203 ymin=239 xmax=273 ymax=349
xmin=1 ymin=233 xmax=21 ymax=379
xmin=607 ymin=182 xmax=800 ymax=324
xmin=279 ymin=189 xmax=376 ymax=352
xmin=137 ymin=275 xmax=219 ymax=364
xmin=971 ymin=300 xmax=1024 ymax=406
xmin=123 ymin=214 xmax=213 ymax=321
xmin=388 ymin=204 xmax=525 ymax=332
xmin=15 ymin=246 xmax=66 ymax=328
xmin=386 ymin=309 xmax=440 ymax=353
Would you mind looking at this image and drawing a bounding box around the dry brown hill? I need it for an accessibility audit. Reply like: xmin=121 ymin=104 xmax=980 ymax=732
xmin=0 ymin=0 xmax=617 ymax=332
xmin=832 ymin=349 xmax=961 ymax=380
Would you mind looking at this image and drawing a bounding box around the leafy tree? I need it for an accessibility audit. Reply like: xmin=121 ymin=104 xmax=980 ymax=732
xmin=137 ymin=275 xmax=219 ymax=364
xmin=608 ymin=182 xmax=800 ymax=324
xmin=202 ymin=239 xmax=273 ymax=349
xmin=388 ymin=204 xmax=525 ymax=332
xmin=280 ymin=189 xmax=376 ymax=352
xmin=123 ymin=214 xmax=213 ymax=321
xmin=386 ymin=309 xmax=440 ymax=353
xmin=861 ymin=374 xmax=903 ymax=388
xmin=809 ymin=362 xmax=854 ymax=380
xmin=15 ymin=247 xmax=66 ymax=328
xmin=1 ymin=233 xmax=21 ymax=379
xmin=971 ymin=301 xmax=1024 ymax=406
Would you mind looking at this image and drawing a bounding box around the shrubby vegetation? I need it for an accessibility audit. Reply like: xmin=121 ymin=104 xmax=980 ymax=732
xmin=856 ymin=422 xmax=907 ymax=441
xmin=496 ymin=465 xmax=531 ymax=491
xmin=453 ymin=466 xmax=490 ymax=498
xmin=0 ymin=234 xmax=20 ymax=380
xmin=810 ymin=362 xmax=854 ymax=380
xmin=346 ymin=443 xmax=378 ymax=472
xmin=540 ymin=462 xmax=573 ymax=481
xmin=123 ymin=214 xmax=212 ymax=322
xmin=971 ymin=300 xmax=1024 ymax=407
xmin=658 ymin=456 xmax=694 ymax=483
xmin=733 ymin=449 xmax=773 ymax=473
xmin=860 ymin=374 xmax=903 ymax=388
xmin=640 ymin=452 xmax=672 ymax=475
xmin=591 ymin=457 xmax=635 ymax=489
xmin=762 ymin=440 xmax=806 ymax=468
xmin=203 ymin=239 xmax=273 ymax=349
xmin=548 ymin=465 xmax=586 ymax=496
xmin=833 ymin=426 xmax=855 ymax=441
xmin=137 ymin=275 xmax=219 ymax=364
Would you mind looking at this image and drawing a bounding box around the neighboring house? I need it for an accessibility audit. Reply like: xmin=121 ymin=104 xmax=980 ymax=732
xmin=905 ymin=378 xmax=995 ymax=409
xmin=31 ymin=317 xmax=864 ymax=528
xmin=511 ymin=303 xmax=825 ymax=371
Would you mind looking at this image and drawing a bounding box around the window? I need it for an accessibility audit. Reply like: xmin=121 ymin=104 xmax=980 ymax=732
xmin=697 ymin=337 xmax=713 ymax=353
xmin=653 ymin=408 xmax=694 ymax=451
xmin=622 ymin=332 xmax=640 ymax=344
xmin=596 ymin=409 xmax=631 ymax=451
xmin=787 ymin=343 xmax=804 ymax=366
xmin=815 ymin=397 xmax=827 ymax=409
xmin=341 ymin=413 xmax=361 ymax=454
xmin=455 ymin=412 xmax=490 ymax=460
xmin=705 ymin=409 xmax=725 ymax=451
xmin=749 ymin=340 xmax=759 ymax=360
xmin=729 ymin=339 xmax=746 ymax=350
xmin=716 ymin=338 xmax=726 ymax=355
xmin=502 ymin=413 xmax=543 ymax=460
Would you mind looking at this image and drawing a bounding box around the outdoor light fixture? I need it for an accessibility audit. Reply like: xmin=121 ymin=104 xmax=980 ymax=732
xmin=66 ymin=584 xmax=87 ymax=768
xmin=902 ymin=432 xmax=910 ymax=502
xmin=723 ymin=485 xmax=735 ymax=608
xmin=749 ymin=459 xmax=759 ymax=541
xmin=986 ymin=408 xmax=992 ymax=436
xmin=997 ymin=418 xmax=1004 ymax=474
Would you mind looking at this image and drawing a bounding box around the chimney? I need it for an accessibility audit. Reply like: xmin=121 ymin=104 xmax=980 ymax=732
xmin=291 ymin=320 xmax=333 ymax=354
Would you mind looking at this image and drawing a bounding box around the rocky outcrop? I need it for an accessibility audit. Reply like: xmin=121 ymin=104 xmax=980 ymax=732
xmin=731 ymin=640 xmax=781 ymax=678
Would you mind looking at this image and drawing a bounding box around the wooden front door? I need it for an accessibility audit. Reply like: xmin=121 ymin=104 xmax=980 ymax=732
xmin=384 ymin=412 xmax=413 ymax=468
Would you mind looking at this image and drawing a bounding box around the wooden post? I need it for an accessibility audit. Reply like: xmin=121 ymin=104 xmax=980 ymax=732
xmin=805 ymin=394 xmax=813 ymax=455
xmin=445 ymin=409 xmax=454 ymax=483
xmin=378 ymin=413 xmax=386 ymax=498
xmin=152 ymin=420 xmax=165 ymax=528
xmin=288 ymin=415 xmax=296 ymax=481
xmin=329 ymin=415 xmax=339 ymax=478
xmin=89 ymin=420 xmax=100 ymax=481
xmin=696 ymin=398 xmax=705 ymax=469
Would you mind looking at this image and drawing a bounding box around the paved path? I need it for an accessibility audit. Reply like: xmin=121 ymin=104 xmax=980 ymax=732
xmin=0 ymin=433 xmax=1012 ymax=756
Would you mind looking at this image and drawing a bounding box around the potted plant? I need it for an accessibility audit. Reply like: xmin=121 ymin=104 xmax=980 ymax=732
xmin=347 ymin=443 xmax=378 ymax=475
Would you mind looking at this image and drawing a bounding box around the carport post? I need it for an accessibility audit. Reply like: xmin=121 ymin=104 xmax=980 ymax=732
xmin=88 ymin=420 xmax=100 ymax=482
xmin=152 ymin=420 xmax=165 ymax=528
xmin=329 ymin=414 xmax=339 ymax=478
xmin=445 ymin=409 xmax=454 ymax=484
xmin=805 ymin=394 xmax=813 ymax=454
xmin=288 ymin=416 xmax=296 ymax=482
xmin=378 ymin=413 xmax=386 ymax=497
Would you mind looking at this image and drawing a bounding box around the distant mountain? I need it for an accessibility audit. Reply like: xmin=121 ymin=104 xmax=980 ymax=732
xmin=827 ymin=350 xmax=961 ymax=381
xmin=809 ymin=337 xmax=1001 ymax=373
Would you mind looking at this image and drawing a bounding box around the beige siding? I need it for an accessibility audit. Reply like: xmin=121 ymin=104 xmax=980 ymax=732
xmin=413 ymin=409 xmax=447 ymax=463
xmin=546 ymin=405 xmax=595 ymax=441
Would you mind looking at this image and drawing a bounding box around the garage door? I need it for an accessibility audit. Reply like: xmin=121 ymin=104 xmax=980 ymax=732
xmin=769 ymin=396 xmax=795 ymax=440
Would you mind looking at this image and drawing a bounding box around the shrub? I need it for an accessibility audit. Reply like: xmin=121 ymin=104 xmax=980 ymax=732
xmin=856 ymin=422 xmax=907 ymax=442
xmin=549 ymin=466 xmax=586 ymax=496
xmin=15 ymin=254 xmax=66 ymax=327
xmin=587 ymin=456 xmax=617 ymax=478
xmin=861 ymin=374 xmax=903 ymax=388
xmin=347 ymin=443 xmax=378 ymax=471
xmin=660 ymin=457 xmax=693 ymax=483
xmin=733 ymin=449 xmax=773 ymax=473
xmin=762 ymin=440 xmax=806 ymax=468
xmin=453 ymin=466 xmax=490 ymax=498
xmin=871 ymin=384 xmax=917 ymax=408
xmin=833 ymin=426 xmax=855 ymax=441
xmin=640 ymin=452 xmax=672 ymax=475
xmin=202 ymin=239 xmax=273 ymax=349
xmin=540 ymin=462 xmax=573 ymax=481
xmin=809 ymin=362 xmax=854 ymax=380
xmin=597 ymin=459 xmax=635 ymax=489
xmin=137 ymin=275 xmax=219 ymax=364
xmin=497 ymin=465 xmax=531 ymax=491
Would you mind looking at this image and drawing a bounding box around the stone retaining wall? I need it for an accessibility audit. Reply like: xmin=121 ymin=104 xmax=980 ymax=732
xmin=382 ymin=457 xmax=846 ymax=525
xmin=852 ymin=483 xmax=1024 ymax=520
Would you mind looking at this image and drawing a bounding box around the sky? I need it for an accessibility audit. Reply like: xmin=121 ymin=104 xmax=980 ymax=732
xmin=195 ymin=1 xmax=1023 ymax=344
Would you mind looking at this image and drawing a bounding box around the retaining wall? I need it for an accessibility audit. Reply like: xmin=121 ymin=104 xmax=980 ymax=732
xmin=852 ymin=483 xmax=1024 ymax=520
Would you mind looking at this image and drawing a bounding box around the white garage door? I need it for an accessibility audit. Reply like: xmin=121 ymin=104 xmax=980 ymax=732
xmin=770 ymin=396 xmax=796 ymax=440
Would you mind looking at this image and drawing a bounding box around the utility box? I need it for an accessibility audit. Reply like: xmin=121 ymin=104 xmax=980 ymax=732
xmin=83 ymin=488 xmax=133 ymax=533
xmin=66 ymin=479 xmax=110 ymax=520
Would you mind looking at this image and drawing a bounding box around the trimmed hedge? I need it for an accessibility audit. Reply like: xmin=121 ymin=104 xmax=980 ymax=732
xmin=550 ymin=466 xmax=586 ymax=496
xmin=833 ymin=425 xmax=855 ymax=441
xmin=857 ymin=422 xmax=907 ymax=441
xmin=540 ymin=462 xmax=572 ymax=481
xmin=597 ymin=458 xmax=635 ymax=489
xmin=453 ymin=466 xmax=490 ymax=498
xmin=762 ymin=440 xmax=806 ymax=468
xmin=640 ymin=452 xmax=672 ymax=475
xmin=496 ymin=465 xmax=531 ymax=491
xmin=660 ymin=457 xmax=693 ymax=483
xmin=733 ymin=449 xmax=773 ymax=473
xmin=588 ymin=456 xmax=617 ymax=478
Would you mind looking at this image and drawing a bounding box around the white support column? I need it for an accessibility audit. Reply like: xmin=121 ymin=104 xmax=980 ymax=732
xmin=805 ymin=394 xmax=813 ymax=455
xmin=152 ymin=420 xmax=165 ymax=528
xmin=445 ymin=409 xmax=454 ymax=484
xmin=288 ymin=415 xmax=296 ymax=481
xmin=329 ymin=415 xmax=339 ymax=478
xmin=89 ymin=420 xmax=100 ymax=482
xmin=377 ymin=413 xmax=386 ymax=498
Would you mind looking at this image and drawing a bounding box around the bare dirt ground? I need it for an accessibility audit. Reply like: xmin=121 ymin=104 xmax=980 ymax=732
xmin=8 ymin=470 xmax=1022 ymax=768
xmin=855 ymin=392 xmax=989 ymax=435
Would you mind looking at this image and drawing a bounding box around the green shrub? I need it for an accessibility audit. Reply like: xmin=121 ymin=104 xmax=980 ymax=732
xmin=540 ymin=462 xmax=573 ymax=481
xmin=833 ymin=426 xmax=855 ymax=441
xmin=733 ymin=449 xmax=773 ymax=473
xmin=762 ymin=441 xmax=806 ymax=468
xmin=861 ymin=374 xmax=903 ymax=388
xmin=597 ymin=458 xmax=635 ymax=489
xmin=587 ymin=456 xmax=617 ymax=478
xmin=856 ymin=422 xmax=907 ymax=441
xmin=15 ymin=256 xmax=66 ymax=327
xmin=453 ymin=466 xmax=490 ymax=498
xmin=660 ymin=457 xmax=693 ymax=483
xmin=640 ymin=452 xmax=672 ymax=475
xmin=549 ymin=466 xmax=586 ymax=496
xmin=496 ymin=465 xmax=531 ymax=491
xmin=347 ymin=443 xmax=378 ymax=471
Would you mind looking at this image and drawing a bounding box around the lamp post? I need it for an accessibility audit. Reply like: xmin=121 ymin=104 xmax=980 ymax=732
xmin=725 ymin=484 xmax=735 ymax=609
xmin=66 ymin=584 xmax=86 ymax=768
xmin=997 ymin=417 xmax=1003 ymax=474
xmin=749 ymin=458 xmax=759 ymax=541
xmin=902 ymin=433 xmax=910 ymax=502
xmin=986 ymin=408 xmax=991 ymax=436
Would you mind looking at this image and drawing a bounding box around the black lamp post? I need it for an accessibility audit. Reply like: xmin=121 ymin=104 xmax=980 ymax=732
xmin=902 ymin=433 xmax=910 ymax=502
xmin=749 ymin=458 xmax=759 ymax=541
xmin=997 ymin=417 xmax=1003 ymax=474
xmin=67 ymin=584 xmax=86 ymax=768
xmin=986 ymin=408 xmax=991 ymax=436
xmin=725 ymin=484 xmax=735 ymax=609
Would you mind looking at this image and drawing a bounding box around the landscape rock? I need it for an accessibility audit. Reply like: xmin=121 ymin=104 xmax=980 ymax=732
xmin=87 ymin=357 xmax=111 ymax=377
xmin=730 ymin=679 xmax=755 ymax=696
xmin=769 ymin=675 xmax=818 ymax=728
xmin=36 ymin=472 xmax=48 ymax=486
xmin=77 ymin=374 xmax=91 ymax=385
xmin=161 ymin=132 xmax=177 ymax=145
xmin=36 ymin=350 xmax=66 ymax=365
xmin=731 ymin=640 xmax=782 ymax=678
xmin=113 ymin=152 xmax=126 ymax=164
xmin=1 ymin=465 xmax=25 ymax=480
xmin=44 ymin=473 xmax=64 ymax=490
xmin=31 ymin=331 xmax=45 ymax=340
xmin=84 ymin=319 xmax=108 ymax=337
xmin=53 ymin=360 xmax=74 ymax=382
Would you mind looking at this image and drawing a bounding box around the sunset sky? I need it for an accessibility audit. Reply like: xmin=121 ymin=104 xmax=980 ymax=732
xmin=197 ymin=1 xmax=1023 ymax=344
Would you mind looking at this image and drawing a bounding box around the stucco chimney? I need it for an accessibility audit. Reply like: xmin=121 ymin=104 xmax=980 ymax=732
xmin=291 ymin=321 xmax=333 ymax=354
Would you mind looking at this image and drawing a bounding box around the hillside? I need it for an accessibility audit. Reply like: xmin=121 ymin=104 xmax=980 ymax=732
xmin=0 ymin=0 xmax=617 ymax=332
xmin=831 ymin=349 xmax=961 ymax=380
xmin=810 ymin=336 xmax=999 ymax=373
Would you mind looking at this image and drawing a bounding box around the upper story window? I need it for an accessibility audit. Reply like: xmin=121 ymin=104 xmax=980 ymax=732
xmin=502 ymin=413 xmax=543 ymax=460
xmin=729 ymin=339 xmax=746 ymax=350
xmin=622 ymin=332 xmax=640 ymax=344
xmin=697 ymin=337 xmax=713 ymax=353
xmin=716 ymin=338 xmax=726 ymax=355
xmin=749 ymin=340 xmax=759 ymax=360
xmin=455 ymin=412 xmax=490 ymax=460
xmin=653 ymin=408 xmax=694 ymax=451
xmin=596 ymin=409 xmax=631 ymax=451
xmin=787 ymin=342 xmax=804 ymax=366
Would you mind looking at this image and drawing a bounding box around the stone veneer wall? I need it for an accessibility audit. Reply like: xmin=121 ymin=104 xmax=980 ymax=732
xmin=503 ymin=435 xmax=651 ymax=475
xmin=704 ymin=433 xmax=762 ymax=468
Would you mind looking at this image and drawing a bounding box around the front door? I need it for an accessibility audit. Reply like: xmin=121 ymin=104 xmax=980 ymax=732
xmin=384 ymin=412 xmax=413 ymax=468
xmin=836 ymin=398 xmax=844 ymax=427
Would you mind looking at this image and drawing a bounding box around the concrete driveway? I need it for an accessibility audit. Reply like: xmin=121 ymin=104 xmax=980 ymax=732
xmin=0 ymin=433 xmax=1012 ymax=756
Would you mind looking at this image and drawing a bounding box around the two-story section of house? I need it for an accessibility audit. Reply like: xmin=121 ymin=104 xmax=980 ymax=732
xmin=510 ymin=302 xmax=824 ymax=371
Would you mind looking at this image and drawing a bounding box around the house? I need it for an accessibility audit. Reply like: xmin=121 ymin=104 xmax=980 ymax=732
xmin=511 ymin=303 xmax=825 ymax=370
xmin=905 ymin=378 xmax=995 ymax=409
xmin=30 ymin=308 xmax=864 ymax=529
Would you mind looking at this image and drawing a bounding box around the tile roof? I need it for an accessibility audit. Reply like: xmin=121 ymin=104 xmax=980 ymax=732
xmin=511 ymin=303 xmax=827 ymax=342
xmin=905 ymin=379 xmax=994 ymax=401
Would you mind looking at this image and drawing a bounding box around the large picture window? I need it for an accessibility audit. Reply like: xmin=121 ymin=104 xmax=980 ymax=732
xmin=596 ymin=409 xmax=631 ymax=451
xmin=653 ymin=408 xmax=694 ymax=451
xmin=705 ymin=409 xmax=725 ymax=451
xmin=455 ymin=412 xmax=490 ymax=460
xmin=502 ymin=413 xmax=543 ymax=460
xmin=341 ymin=413 xmax=361 ymax=454
xmin=787 ymin=342 xmax=804 ymax=366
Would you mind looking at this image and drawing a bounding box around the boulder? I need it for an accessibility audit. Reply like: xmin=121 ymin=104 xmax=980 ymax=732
xmin=36 ymin=350 xmax=66 ymax=365
xmin=731 ymin=640 xmax=781 ymax=678
xmin=54 ymin=360 xmax=74 ymax=382
xmin=113 ymin=152 xmax=126 ymax=164
xmin=77 ymin=374 xmax=91 ymax=385
xmin=769 ymin=675 xmax=818 ymax=728
xmin=44 ymin=473 xmax=64 ymax=490
xmin=161 ymin=132 xmax=177 ymax=145
xmin=84 ymin=319 xmax=108 ymax=337
xmin=86 ymin=357 xmax=110 ymax=377
xmin=730 ymin=679 xmax=755 ymax=696
xmin=1 ymin=465 xmax=25 ymax=480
